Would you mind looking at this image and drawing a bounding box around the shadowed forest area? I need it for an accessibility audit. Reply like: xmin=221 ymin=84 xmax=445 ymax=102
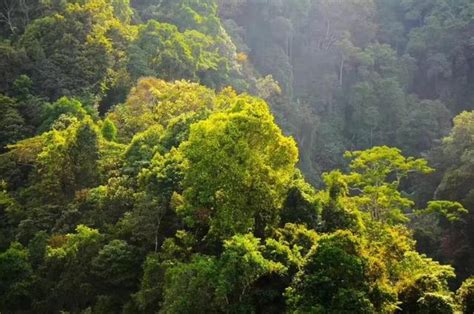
xmin=0 ymin=0 xmax=474 ymax=312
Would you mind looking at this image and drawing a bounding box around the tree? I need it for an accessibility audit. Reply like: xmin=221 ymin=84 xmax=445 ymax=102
xmin=18 ymin=0 xmax=131 ymax=101
xmin=457 ymin=277 xmax=474 ymax=314
xmin=0 ymin=243 xmax=33 ymax=311
xmin=68 ymin=119 xmax=100 ymax=190
xmin=19 ymin=117 xmax=100 ymax=202
xmin=344 ymin=146 xmax=433 ymax=224
xmin=130 ymin=148 xmax=185 ymax=251
xmin=260 ymin=224 xmax=319 ymax=311
xmin=397 ymin=98 xmax=451 ymax=155
xmin=92 ymin=239 xmax=141 ymax=310
xmin=161 ymin=233 xmax=284 ymax=313
xmin=38 ymin=97 xmax=88 ymax=132
xmin=0 ymin=181 xmax=22 ymax=250
xmin=133 ymin=253 xmax=164 ymax=313
xmin=0 ymin=95 xmax=26 ymax=152
xmin=101 ymin=118 xmax=118 ymax=142
xmin=319 ymin=170 xmax=363 ymax=232
xmin=43 ymin=225 xmax=103 ymax=312
xmin=0 ymin=42 xmax=28 ymax=93
xmin=280 ymin=171 xmax=320 ymax=228
xmin=161 ymin=255 xmax=219 ymax=313
xmin=403 ymin=0 xmax=474 ymax=112
xmin=0 ymin=0 xmax=41 ymax=36
xmin=180 ymin=94 xmax=298 ymax=239
xmin=128 ymin=21 xmax=223 ymax=84
xmin=109 ymin=78 xmax=216 ymax=140
xmin=394 ymin=251 xmax=456 ymax=313
xmin=318 ymin=147 xmax=433 ymax=231
xmin=0 ymin=0 xmax=19 ymax=35
xmin=286 ymin=230 xmax=396 ymax=313
xmin=111 ymin=0 xmax=133 ymax=24
xmin=434 ymin=111 xmax=474 ymax=281
xmin=214 ymin=233 xmax=284 ymax=312
xmin=12 ymin=75 xmax=46 ymax=134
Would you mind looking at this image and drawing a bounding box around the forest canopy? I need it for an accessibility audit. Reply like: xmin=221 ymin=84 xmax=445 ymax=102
xmin=0 ymin=0 xmax=474 ymax=313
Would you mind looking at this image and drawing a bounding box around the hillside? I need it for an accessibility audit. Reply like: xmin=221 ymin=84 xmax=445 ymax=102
xmin=0 ymin=0 xmax=473 ymax=313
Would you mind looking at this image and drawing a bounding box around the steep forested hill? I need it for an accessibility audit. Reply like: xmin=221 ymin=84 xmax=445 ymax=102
xmin=0 ymin=0 xmax=473 ymax=313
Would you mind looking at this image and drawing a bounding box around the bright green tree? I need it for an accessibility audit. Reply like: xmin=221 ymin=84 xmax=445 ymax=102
xmin=180 ymin=94 xmax=298 ymax=239
xmin=344 ymin=146 xmax=433 ymax=224
xmin=457 ymin=277 xmax=474 ymax=314
xmin=101 ymin=118 xmax=118 ymax=142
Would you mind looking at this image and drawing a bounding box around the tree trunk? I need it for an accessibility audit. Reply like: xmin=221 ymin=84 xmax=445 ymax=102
xmin=339 ymin=56 xmax=345 ymax=86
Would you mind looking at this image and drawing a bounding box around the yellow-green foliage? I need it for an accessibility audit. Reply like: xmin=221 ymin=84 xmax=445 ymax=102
xmin=0 ymin=73 xmax=467 ymax=314
xmin=180 ymin=93 xmax=298 ymax=239
xmin=109 ymin=78 xmax=217 ymax=140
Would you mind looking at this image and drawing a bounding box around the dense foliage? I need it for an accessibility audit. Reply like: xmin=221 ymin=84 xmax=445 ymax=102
xmin=0 ymin=0 xmax=473 ymax=313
